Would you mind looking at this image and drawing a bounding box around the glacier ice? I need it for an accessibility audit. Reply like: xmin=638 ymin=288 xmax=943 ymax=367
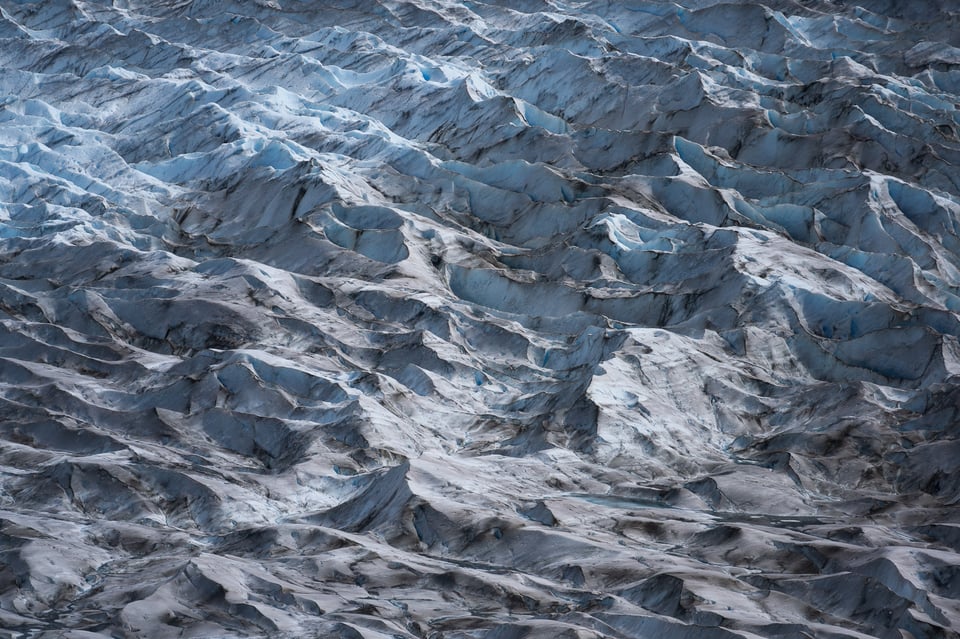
xmin=1 ymin=1 xmax=960 ymax=638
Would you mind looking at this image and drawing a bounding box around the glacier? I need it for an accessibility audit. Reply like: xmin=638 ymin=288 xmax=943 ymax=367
xmin=1 ymin=0 xmax=959 ymax=637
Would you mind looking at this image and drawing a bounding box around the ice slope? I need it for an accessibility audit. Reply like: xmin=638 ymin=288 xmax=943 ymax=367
xmin=1 ymin=0 xmax=959 ymax=637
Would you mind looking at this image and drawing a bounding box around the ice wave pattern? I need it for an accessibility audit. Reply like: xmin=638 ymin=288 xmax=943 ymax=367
xmin=1 ymin=1 xmax=960 ymax=638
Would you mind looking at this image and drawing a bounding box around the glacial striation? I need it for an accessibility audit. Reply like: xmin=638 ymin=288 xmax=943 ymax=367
xmin=1 ymin=1 xmax=959 ymax=637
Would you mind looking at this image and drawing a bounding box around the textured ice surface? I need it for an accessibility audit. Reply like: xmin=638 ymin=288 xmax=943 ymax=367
xmin=1 ymin=1 xmax=960 ymax=638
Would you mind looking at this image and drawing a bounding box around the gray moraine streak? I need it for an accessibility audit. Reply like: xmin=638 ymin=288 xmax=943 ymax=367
xmin=1 ymin=1 xmax=959 ymax=638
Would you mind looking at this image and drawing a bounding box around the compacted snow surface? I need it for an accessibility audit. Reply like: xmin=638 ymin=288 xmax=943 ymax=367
xmin=2 ymin=0 xmax=960 ymax=637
